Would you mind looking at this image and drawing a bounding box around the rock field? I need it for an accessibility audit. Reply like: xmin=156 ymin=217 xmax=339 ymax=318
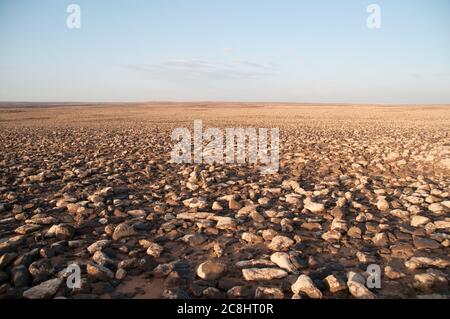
xmin=0 ymin=103 xmax=449 ymax=299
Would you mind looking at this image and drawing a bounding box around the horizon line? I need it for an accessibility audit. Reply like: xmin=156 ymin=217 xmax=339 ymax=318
xmin=1 ymin=100 xmax=450 ymax=107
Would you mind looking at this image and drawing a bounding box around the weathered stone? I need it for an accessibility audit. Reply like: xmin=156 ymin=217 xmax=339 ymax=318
xmin=112 ymin=223 xmax=137 ymax=240
xmin=304 ymin=198 xmax=325 ymax=213
xmin=291 ymin=274 xmax=322 ymax=299
xmin=413 ymin=237 xmax=440 ymax=249
xmin=376 ymin=198 xmax=390 ymax=212
xmin=242 ymin=268 xmax=288 ymax=281
xmin=384 ymin=265 xmax=406 ymax=279
xmin=228 ymin=199 xmax=242 ymax=210
xmin=146 ymin=242 xmax=164 ymax=258
xmin=372 ymin=232 xmax=389 ymax=246
xmin=115 ymin=268 xmax=127 ymax=280
xmin=92 ymin=251 xmax=115 ymax=267
xmin=86 ymin=263 xmax=114 ymax=281
xmin=324 ymin=274 xmax=347 ymax=293
xmin=23 ymin=278 xmax=62 ymax=299
xmin=226 ymin=285 xmax=254 ymax=298
xmin=183 ymin=198 xmax=207 ymax=209
xmin=176 ymin=212 xmax=214 ymax=220
xmin=255 ymin=287 xmax=284 ymax=299
xmin=182 ymin=233 xmax=208 ymax=246
xmin=322 ymin=230 xmax=342 ymax=242
xmin=46 ymin=224 xmax=75 ymax=240
xmin=411 ymin=215 xmax=431 ymax=227
xmin=196 ymin=261 xmax=227 ymax=280
xmin=270 ymin=252 xmax=297 ymax=272
xmin=87 ymin=240 xmax=111 ymax=254
xmin=15 ymin=224 xmax=42 ymax=235
xmin=212 ymin=201 xmax=223 ymax=211
xmin=347 ymin=226 xmax=362 ymax=239
xmin=209 ymin=216 xmax=237 ymax=230
xmin=405 ymin=257 xmax=450 ymax=270
xmin=235 ymin=259 xmax=276 ymax=268
xmin=127 ymin=209 xmax=146 ymax=218
xmin=267 ymin=235 xmax=294 ymax=251
xmin=12 ymin=266 xmax=31 ymax=288
xmin=413 ymin=269 xmax=448 ymax=293
xmin=242 ymin=232 xmax=263 ymax=244
xmin=347 ymin=271 xmax=376 ymax=299
xmin=0 ymin=252 xmax=18 ymax=269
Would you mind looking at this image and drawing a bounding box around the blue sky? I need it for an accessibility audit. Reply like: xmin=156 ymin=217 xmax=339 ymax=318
xmin=0 ymin=0 xmax=449 ymax=103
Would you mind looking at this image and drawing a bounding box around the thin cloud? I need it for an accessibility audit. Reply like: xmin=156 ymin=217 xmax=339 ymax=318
xmin=123 ymin=59 xmax=277 ymax=80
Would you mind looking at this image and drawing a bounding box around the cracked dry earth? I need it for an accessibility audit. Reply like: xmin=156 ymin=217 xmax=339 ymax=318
xmin=0 ymin=103 xmax=449 ymax=299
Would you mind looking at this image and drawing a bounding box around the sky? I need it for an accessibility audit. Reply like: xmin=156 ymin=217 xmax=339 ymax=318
xmin=0 ymin=0 xmax=449 ymax=103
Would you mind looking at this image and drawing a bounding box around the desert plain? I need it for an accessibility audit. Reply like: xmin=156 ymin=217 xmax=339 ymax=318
xmin=0 ymin=102 xmax=449 ymax=299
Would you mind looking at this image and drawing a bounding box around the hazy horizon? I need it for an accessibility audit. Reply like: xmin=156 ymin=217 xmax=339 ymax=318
xmin=2 ymin=100 xmax=450 ymax=108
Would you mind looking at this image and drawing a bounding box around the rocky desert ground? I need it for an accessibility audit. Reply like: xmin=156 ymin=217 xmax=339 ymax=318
xmin=0 ymin=102 xmax=449 ymax=299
